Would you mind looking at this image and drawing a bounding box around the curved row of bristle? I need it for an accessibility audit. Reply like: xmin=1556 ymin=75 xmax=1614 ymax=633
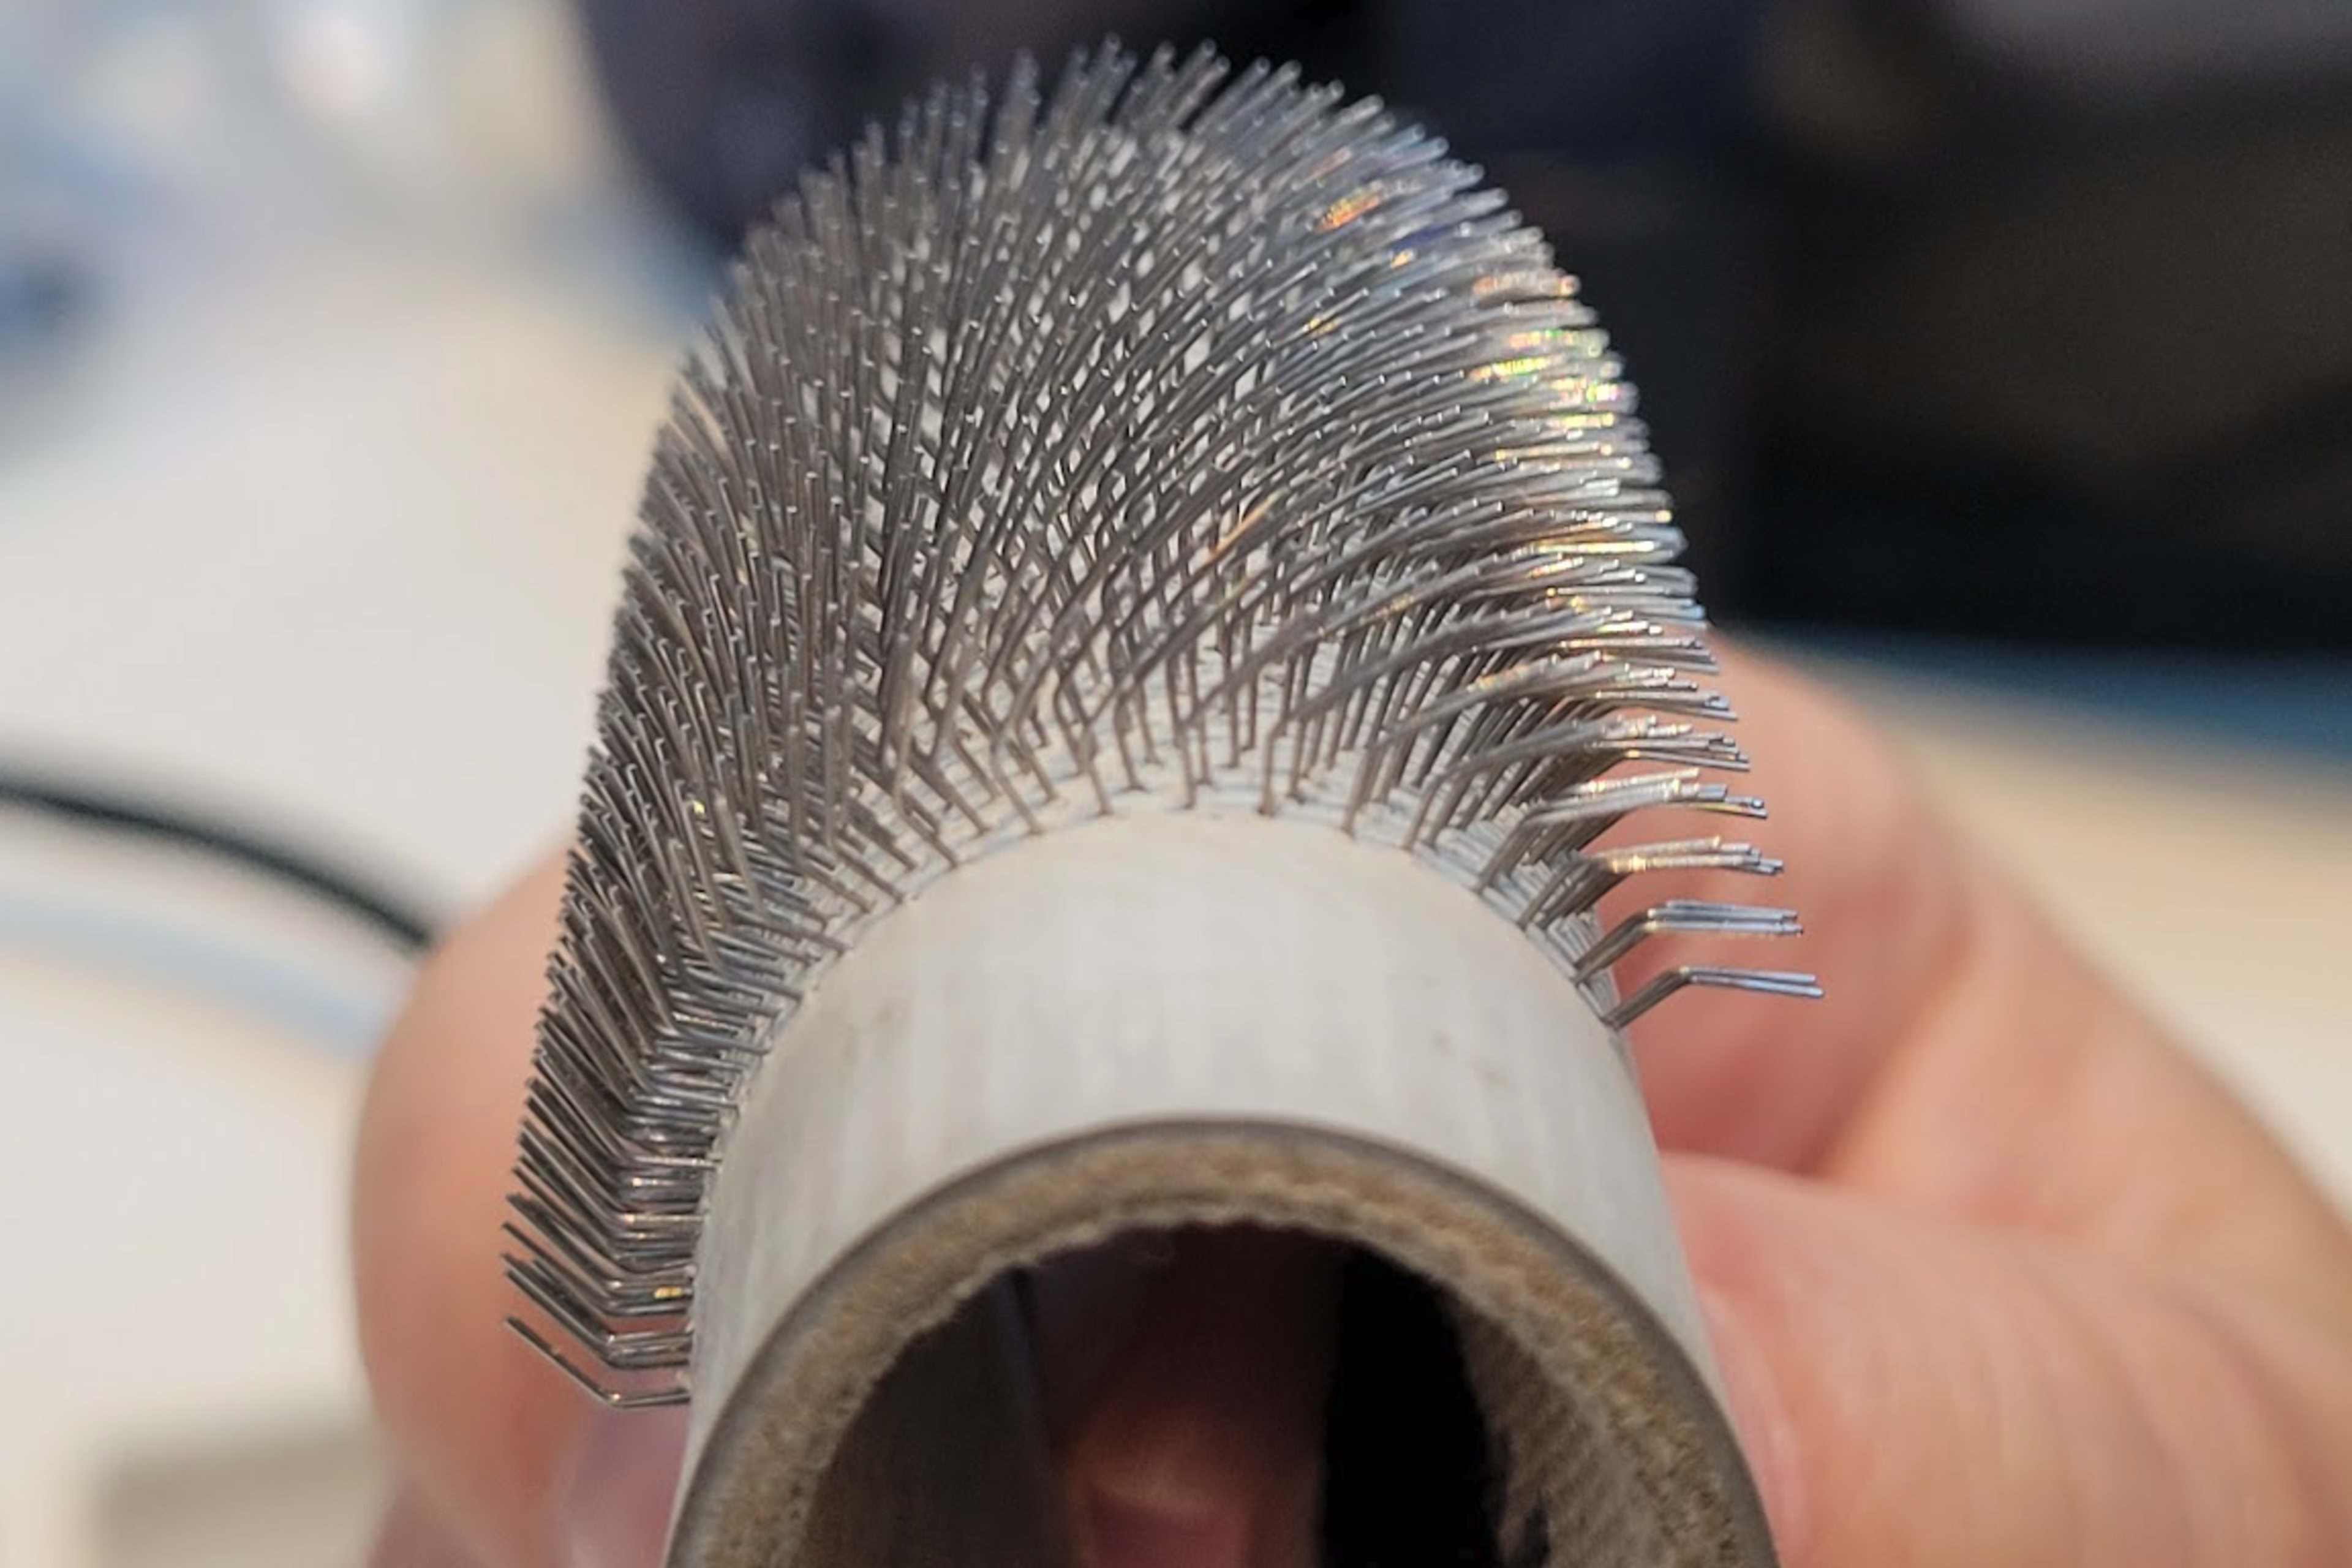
xmin=504 ymin=42 xmax=1815 ymax=1407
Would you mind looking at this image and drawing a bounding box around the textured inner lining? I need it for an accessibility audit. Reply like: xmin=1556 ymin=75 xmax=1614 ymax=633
xmin=790 ymin=1240 xmax=1663 ymax=1568
xmin=804 ymin=1242 xmax=1646 ymax=1568
xmin=1452 ymin=1300 xmax=1660 ymax=1568
xmin=669 ymin=1129 xmax=1769 ymax=1568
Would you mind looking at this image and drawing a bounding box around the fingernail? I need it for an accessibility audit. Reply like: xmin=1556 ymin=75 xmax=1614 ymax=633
xmin=1079 ymin=1485 xmax=1251 ymax=1568
xmin=565 ymin=1407 xmax=690 ymax=1568
xmin=1697 ymin=1285 xmax=1808 ymax=1559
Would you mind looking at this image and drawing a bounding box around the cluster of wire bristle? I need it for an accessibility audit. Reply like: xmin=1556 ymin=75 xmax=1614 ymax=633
xmin=505 ymin=42 xmax=1818 ymax=1406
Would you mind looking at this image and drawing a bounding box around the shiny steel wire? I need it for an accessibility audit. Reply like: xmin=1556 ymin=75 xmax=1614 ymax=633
xmin=505 ymin=42 xmax=1818 ymax=1406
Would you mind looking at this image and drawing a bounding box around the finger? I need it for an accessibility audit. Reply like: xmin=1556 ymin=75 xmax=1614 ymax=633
xmin=356 ymin=854 xmax=1336 ymax=1568
xmin=1615 ymin=649 xmax=2352 ymax=1326
xmin=1672 ymin=1156 xmax=2352 ymax=1568
xmin=1055 ymin=1228 xmax=1341 ymax=1568
xmin=1609 ymin=647 xmax=1970 ymax=1170
xmin=1815 ymin=846 xmax=2352 ymax=1329
xmin=355 ymin=850 xmax=689 ymax=1568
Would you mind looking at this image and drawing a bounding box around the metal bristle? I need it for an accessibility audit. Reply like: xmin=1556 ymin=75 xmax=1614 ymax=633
xmin=505 ymin=41 xmax=1815 ymax=1405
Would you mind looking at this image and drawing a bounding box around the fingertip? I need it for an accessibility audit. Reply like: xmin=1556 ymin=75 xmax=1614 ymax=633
xmin=1694 ymin=1280 xmax=1811 ymax=1562
xmin=1667 ymin=1161 xmax=1823 ymax=1562
xmin=1616 ymin=647 xmax=1970 ymax=1173
xmin=353 ymin=850 xmax=590 ymax=1568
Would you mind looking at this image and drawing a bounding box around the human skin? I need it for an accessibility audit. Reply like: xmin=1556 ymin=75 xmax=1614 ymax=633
xmin=353 ymin=647 xmax=2352 ymax=1568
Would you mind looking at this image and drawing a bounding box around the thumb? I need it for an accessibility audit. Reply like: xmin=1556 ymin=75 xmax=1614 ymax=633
xmin=1671 ymin=1158 xmax=2352 ymax=1567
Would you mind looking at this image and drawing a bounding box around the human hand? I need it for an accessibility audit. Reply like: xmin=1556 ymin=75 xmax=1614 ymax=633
xmin=353 ymin=648 xmax=2352 ymax=1567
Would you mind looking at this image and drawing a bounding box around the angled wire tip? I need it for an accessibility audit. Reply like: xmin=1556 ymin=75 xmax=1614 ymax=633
xmin=1600 ymin=966 xmax=1826 ymax=1031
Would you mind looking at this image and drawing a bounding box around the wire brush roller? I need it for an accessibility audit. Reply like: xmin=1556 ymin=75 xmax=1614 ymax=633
xmin=505 ymin=42 xmax=1819 ymax=1568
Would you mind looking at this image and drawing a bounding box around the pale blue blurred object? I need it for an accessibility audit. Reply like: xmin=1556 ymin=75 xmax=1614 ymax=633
xmin=0 ymin=0 xmax=714 ymax=477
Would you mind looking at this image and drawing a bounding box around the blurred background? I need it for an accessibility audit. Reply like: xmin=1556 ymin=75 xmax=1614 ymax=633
xmin=0 ymin=0 xmax=2345 ymax=1562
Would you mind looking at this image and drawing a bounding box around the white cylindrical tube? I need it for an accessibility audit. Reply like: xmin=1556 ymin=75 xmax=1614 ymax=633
xmin=670 ymin=810 xmax=1774 ymax=1568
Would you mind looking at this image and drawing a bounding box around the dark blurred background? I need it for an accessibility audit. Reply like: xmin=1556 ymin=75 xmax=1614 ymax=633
xmin=577 ymin=0 xmax=2352 ymax=649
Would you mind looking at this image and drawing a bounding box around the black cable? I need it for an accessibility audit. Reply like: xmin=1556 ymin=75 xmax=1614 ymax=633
xmin=0 ymin=766 xmax=439 ymax=954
